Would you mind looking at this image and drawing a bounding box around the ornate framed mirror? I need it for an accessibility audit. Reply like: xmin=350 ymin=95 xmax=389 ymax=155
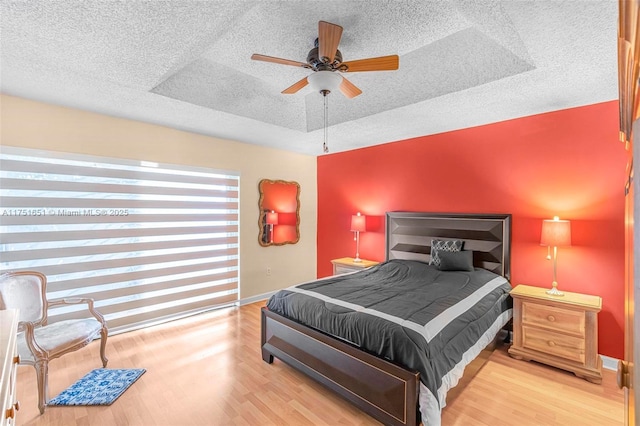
xmin=258 ymin=179 xmax=300 ymax=246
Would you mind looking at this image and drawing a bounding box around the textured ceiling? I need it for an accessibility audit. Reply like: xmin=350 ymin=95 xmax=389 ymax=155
xmin=0 ymin=1 xmax=618 ymax=156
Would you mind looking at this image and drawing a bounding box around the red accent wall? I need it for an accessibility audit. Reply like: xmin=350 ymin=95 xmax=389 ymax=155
xmin=317 ymin=101 xmax=627 ymax=359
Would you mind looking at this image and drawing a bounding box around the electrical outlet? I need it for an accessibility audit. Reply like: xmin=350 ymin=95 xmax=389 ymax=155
xmin=266 ymin=266 xmax=272 ymax=276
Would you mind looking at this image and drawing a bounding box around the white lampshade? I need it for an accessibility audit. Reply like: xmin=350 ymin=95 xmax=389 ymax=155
xmin=308 ymin=70 xmax=342 ymax=94
xmin=540 ymin=217 xmax=571 ymax=247
xmin=350 ymin=212 xmax=366 ymax=232
xmin=266 ymin=210 xmax=278 ymax=225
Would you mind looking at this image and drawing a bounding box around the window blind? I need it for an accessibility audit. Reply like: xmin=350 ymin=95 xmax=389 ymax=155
xmin=0 ymin=147 xmax=239 ymax=334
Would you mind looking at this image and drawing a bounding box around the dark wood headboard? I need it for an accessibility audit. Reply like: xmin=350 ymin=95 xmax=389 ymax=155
xmin=385 ymin=212 xmax=511 ymax=280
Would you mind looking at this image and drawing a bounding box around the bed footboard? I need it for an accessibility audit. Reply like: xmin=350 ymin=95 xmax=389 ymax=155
xmin=261 ymin=307 xmax=420 ymax=426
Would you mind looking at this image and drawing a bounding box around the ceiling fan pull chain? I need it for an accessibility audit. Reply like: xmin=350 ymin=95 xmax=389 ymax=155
xmin=323 ymin=93 xmax=329 ymax=153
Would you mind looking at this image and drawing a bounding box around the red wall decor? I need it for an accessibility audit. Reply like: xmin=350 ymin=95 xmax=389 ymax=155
xmin=317 ymin=100 xmax=627 ymax=359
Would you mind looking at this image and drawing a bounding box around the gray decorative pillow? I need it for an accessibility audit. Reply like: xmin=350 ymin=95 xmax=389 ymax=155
xmin=438 ymin=250 xmax=474 ymax=272
xmin=429 ymin=239 xmax=463 ymax=267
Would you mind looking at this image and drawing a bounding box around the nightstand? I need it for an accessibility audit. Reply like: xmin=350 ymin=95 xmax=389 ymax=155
xmin=331 ymin=257 xmax=379 ymax=275
xmin=508 ymin=284 xmax=602 ymax=383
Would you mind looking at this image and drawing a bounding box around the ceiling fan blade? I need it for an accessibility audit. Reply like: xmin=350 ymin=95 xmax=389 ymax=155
xmin=339 ymin=76 xmax=362 ymax=99
xmin=341 ymin=55 xmax=399 ymax=72
xmin=318 ymin=21 xmax=343 ymax=64
xmin=251 ymin=54 xmax=309 ymax=68
xmin=282 ymin=77 xmax=309 ymax=94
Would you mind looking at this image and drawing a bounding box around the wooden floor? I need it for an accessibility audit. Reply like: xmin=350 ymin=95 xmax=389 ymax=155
xmin=16 ymin=301 xmax=624 ymax=426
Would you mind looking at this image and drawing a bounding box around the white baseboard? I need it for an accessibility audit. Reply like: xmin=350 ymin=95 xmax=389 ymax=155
xmin=601 ymin=355 xmax=619 ymax=371
xmin=239 ymin=290 xmax=277 ymax=306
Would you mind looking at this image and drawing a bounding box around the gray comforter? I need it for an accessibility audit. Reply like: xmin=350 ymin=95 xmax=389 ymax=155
xmin=266 ymin=259 xmax=512 ymax=413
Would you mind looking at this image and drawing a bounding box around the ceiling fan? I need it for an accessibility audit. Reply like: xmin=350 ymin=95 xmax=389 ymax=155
xmin=251 ymin=21 xmax=399 ymax=99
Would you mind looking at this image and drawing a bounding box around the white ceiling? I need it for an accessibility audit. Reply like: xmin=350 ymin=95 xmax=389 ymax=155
xmin=0 ymin=1 xmax=619 ymax=156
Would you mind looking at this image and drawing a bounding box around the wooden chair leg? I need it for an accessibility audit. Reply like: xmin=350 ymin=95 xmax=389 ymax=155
xmin=100 ymin=326 xmax=108 ymax=367
xmin=34 ymin=359 xmax=49 ymax=415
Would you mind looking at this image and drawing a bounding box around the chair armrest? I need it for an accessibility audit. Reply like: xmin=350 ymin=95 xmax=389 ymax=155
xmin=18 ymin=320 xmax=47 ymax=357
xmin=47 ymin=297 xmax=108 ymax=328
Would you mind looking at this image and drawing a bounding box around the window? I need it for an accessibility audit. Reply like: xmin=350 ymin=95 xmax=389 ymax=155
xmin=0 ymin=147 xmax=239 ymax=334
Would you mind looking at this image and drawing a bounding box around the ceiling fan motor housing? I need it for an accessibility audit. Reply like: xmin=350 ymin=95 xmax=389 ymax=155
xmin=307 ymin=46 xmax=343 ymax=71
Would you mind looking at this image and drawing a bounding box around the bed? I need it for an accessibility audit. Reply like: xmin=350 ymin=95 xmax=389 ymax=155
xmin=261 ymin=212 xmax=513 ymax=425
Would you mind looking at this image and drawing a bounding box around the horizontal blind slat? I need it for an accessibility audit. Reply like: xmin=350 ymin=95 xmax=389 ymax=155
xmin=51 ymin=274 xmax=238 ymax=301
xmin=20 ymin=252 xmax=238 ymax=276
xmin=94 ymin=294 xmax=239 ymax=334
xmin=0 ymin=196 xmax=238 ymax=210
xmin=4 ymin=252 xmax=238 ymax=270
xmin=0 ymin=177 xmax=238 ymax=198
xmin=0 ymin=225 xmax=238 ymax=244
xmin=107 ymin=282 xmax=238 ymax=315
xmin=2 ymin=237 xmax=238 ymax=262
xmin=49 ymin=282 xmax=239 ymax=319
xmin=0 ymin=159 xmax=239 ymax=187
xmin=47 ymin=270 xmax=238 ymax=294
xmin=48 ymin=292 xmax=239 ymax=331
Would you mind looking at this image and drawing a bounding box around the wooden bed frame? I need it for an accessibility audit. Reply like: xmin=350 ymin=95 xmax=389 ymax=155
xmin=261 ymin=212 xmax=512 ymax=425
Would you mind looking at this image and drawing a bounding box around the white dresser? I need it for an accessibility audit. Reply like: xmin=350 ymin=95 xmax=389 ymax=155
xmin=0 ymin=310 xmax=19 ymax=425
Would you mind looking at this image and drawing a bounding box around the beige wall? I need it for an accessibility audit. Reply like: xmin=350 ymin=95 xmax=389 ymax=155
xmin=0 ymin=94 xmax=317 ymax=300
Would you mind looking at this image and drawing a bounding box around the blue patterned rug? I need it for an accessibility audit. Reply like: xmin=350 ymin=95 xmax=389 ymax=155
xmin=48 ymin=368 xmax=145 ymax=406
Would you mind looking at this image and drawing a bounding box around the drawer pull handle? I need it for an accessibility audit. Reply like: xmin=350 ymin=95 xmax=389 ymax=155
xmin=547 ymin=315 xmax=555 ymax=322
xmin=14 ymin=401 xmax=19 ymax=412
xmin=13 ymin=355 xmax=20 ymax=364
xmin=547 ymin=340 xmax=556 ymax=347
xmin=5 ymin=407 xmax=14 ymax=419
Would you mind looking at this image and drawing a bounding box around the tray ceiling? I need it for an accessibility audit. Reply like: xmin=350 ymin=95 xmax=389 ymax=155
xmin=0 ymin=1 xmax=618 ymax=155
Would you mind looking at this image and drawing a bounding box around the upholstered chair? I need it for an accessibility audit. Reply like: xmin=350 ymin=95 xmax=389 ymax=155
xmin=0 ymin=271 xmax=108 ymax=414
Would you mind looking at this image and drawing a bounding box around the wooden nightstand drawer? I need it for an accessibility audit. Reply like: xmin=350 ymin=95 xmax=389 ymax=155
xmin=522 ymin=302 xmax=585 ymax=336
xmin=522 ymin=326 xmax=585 ymax=364
xmin=334 ymin=264 xmax=358 ymax=275
xmin=331 ymin=257 xmax=379 ymax=276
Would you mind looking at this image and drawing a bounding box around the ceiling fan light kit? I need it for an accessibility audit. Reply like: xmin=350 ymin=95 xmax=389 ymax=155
xmin=251 ymin=20 xmax=399 ymax=152
xmin=308 ymin=71 xmax=342 ymax=95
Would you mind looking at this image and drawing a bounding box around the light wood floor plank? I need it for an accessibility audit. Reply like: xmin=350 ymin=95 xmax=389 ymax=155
xmin=15 ymin=301 xmax=624 ymax=425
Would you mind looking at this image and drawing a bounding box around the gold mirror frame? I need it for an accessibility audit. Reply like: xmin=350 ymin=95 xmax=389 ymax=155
xmin=258 ymin=179 xmax=300 ymax=246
